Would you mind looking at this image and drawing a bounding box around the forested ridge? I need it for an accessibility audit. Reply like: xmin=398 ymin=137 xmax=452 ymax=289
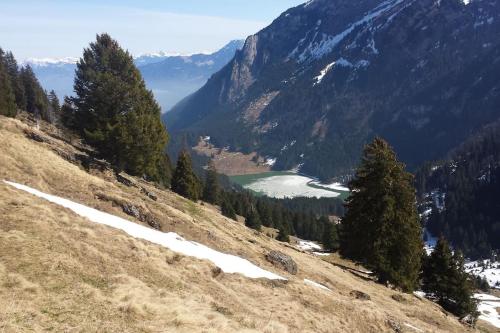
xmin=417 ymin=122 xmax=500 ymax=259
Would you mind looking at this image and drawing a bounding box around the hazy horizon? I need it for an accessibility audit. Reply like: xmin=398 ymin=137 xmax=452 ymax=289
xmin=0 ymin=0 xmax=305 ymax=61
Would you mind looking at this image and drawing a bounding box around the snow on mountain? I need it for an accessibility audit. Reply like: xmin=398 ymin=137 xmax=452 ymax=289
xmin=314 ymin=61 xmax=335 ymax=85
xmin=465 ymin=260 xmax=500 ymax=289
xmin=291 ymin=0 xmax=406 ymax=62
xmin=22 ymin=57 xmax=79 ymax=67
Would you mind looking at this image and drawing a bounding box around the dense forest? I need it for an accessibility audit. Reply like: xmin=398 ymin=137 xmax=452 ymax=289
xmin=0 ymin=48 xmax=60 ymax=122
xmin=416 ymin=122 xmax=500 ymax=259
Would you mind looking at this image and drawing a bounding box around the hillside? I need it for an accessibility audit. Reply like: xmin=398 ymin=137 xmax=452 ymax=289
xmin=166 ymin=0 xmax=500 ymax=180
xmin=0 ymin=115 xmax=490 ymax=332
xmin=27 ymin=40 xmax=244 ymax=112
xmin=417 ymin=121 xmax=500 ymax=259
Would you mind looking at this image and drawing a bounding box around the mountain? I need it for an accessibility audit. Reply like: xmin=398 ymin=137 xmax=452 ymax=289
xmin=23 ymin=58 xmax=78 ymax=103
xmin=166 ymin=0 xmax=500 ymax=181
xmin=416 ymin=120 xmax=500 ymax=259
xmin=0 ymin=113 xmax=486 ymax=332
xmin=139 ymin=40 xmax=244 ymax=112
xmin=26 ymin=40 xmax=244 ymax=112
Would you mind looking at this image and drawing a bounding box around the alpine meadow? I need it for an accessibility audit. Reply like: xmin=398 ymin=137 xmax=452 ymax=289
xmin=1 ymin=1 xmax=500 ymax=332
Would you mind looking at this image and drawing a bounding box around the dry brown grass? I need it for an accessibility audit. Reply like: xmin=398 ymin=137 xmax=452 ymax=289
xmin=0 ymin=115 xmax=490 ymax=332
xmin=193 ymin=139 xmax=271 ymax=176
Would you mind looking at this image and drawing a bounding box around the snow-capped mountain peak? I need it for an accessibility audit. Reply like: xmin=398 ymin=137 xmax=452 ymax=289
xmin=22 ymin=57 xmax=79 ymax=67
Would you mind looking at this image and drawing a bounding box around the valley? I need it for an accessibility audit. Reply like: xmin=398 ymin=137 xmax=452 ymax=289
xmin=2 ymin=0 xmax=500 ymax=331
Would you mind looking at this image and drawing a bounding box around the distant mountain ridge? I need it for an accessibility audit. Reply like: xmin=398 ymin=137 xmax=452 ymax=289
xmin=26 ymin=40 xmax=244 ymax=112
xmin=166 ymin=0 xmax=500 ymax=180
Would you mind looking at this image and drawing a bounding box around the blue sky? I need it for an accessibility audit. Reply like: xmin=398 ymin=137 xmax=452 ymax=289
xmin=0 ymin=0 xmax=305 ymax=61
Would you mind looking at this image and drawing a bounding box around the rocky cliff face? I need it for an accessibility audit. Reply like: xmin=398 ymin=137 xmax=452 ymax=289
xmin=166 ymin=0 xmax=500 ymax=180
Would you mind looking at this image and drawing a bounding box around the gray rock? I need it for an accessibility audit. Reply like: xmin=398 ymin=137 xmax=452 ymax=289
xmin=265 ymin=251 xmax=297 ymax=275
xmin=121 ymin=204 xmax=161 ymax=230
xmin=387 ymin=318 xmax=402 ymax=333
xmin=122 ymin=204 xmax=141 ymax=219
xmin=141 ymin=187 xmax=158 ymax=201
xmin=116 ymin=173 xmax=134 ymax=187
xmin=350 ymin=290 xmax=371 ymax=301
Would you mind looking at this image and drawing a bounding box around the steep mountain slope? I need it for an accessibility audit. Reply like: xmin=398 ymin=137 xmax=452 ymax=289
xmin=0 ymin=115 xmax=486 ymax=332
xmin=417 ymin=120 xmax=500 ymax=259
xmin=166 ymin=0 xmax=500 ymax=180
xmin=27 ymin=40 xmax=243 ymax=112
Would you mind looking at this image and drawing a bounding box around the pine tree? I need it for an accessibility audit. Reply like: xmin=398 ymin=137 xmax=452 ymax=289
xmin=60 ymin=96 xmax=77 ymax=130
xmin=20 ymin=65 xmax=49 ymax=119
xmin=321 ymin=216 xmax=339 ymax=251
xmin=0 ymin=50 xmax=17 ymax=117
xmin=202 ymin=160 xmax=219 ymax=204
xmin=171 ymin=150 xmax=201 ymax=201
xmin=422 ymin=238 xmax=478 ymax=321
xmin=276 ymin=223 xmax=290 ymax=242
xmin=2 ymin=50 xmax=26 ymax=110
xmin=245 ymin=208 xmax=262 ymax=231
xmin=257 ymin=200 xmax=273 ymax=227
xmin=71 ymin=34 xmax=170 ymax=184
xmin=221 ymin=198 xmax=237 ymax=220
xmin=341 ymin=137 xmax=423 ymax=292
xmin=47 ymin=90 xmax=60 ymax=124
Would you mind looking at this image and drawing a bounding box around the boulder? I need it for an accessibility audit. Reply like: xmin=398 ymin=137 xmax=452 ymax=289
xmin=141 ymin=187 xmax=158 ymax=201
xmin=122 ymin=204 xmax=141 ymax=219
xmin=122 ymin=203 xmax=161 ymax=230
xmin=265 ymin=251 xmax=297 ymax=275
xmin=350 ymin=290 xmax=371 ymax=301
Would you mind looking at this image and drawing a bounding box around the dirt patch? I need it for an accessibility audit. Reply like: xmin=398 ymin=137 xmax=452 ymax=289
xmin=193 ymin=139 xmax=271 ymax=176
xmin=241 ymin=91 xmax=280 ymax=124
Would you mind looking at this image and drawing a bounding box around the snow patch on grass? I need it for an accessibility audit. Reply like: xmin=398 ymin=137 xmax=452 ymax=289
xmin=313 ymin=252 xmax=332 ymax=256
xmin=404 ymin=323 xmax=423 ymax=332
xmin=474 ymin=293 xmax=500 ymax=328
xmin=304 ymin=279 xmax=331 ymax=291
xmin=297 ymin=240 xmax=322 ymax=251
xmin=4 ymin=180 xmax=285 ymax=281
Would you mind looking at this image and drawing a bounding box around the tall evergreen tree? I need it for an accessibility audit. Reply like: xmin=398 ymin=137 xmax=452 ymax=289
xmin=276 ymin=223 xmax=290 ymax=242
xmin=171 ymin=150 xmax=201 ymax=201
xmin=0 ymin=50 xmax=17 ymax=117
xmin=422 ymin=238 xmax=478 ymax=321
xmin=341 ymin=138 xmax=423 ymax=292
xmin=71 ymin=34 xmax=170 ymax=184
xmin=47 ymin=90 xmax=60 ymax=124
xmin=221 ymin=198 xmax=237 ymax=220
xmin=2 ymin=50 xmax=26 ymax=110
xmin=60 ymin=96 xmax=77 ymax=130
xmin=20 ymin=65 xmax=49 ymax=119
xmin=245 ymin=207 xmax=262 ymax=231
xmin=321 ymin=216 xmax=339 ymax=251
xmin=202 ymin=160 xmax=219 ymax=204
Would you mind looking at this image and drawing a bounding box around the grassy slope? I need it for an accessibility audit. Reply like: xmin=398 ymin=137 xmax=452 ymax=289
xmin=0 ymin=115 xmax=487 ymax=332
